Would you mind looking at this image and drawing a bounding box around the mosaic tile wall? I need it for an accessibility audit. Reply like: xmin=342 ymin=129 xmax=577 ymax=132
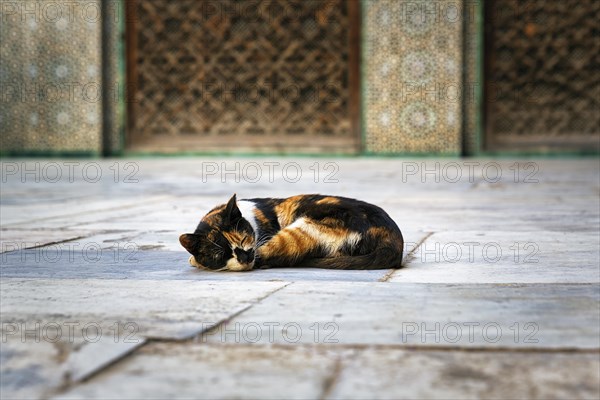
xmin=0 ymin=0 xmax=102 ymax=154
xmin=363 ymin=0 xmax=463 ymax=154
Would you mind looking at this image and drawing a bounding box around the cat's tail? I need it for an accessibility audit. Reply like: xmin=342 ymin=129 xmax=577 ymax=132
xmin=295 ymin=247 xmax=403 ymax=270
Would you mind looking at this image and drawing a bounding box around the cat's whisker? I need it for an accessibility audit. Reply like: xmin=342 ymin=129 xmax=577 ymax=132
xmin=207 ymin=238 xmax=223 ymax=249
xmin=255 ymin=233 xmax=272 ymax=246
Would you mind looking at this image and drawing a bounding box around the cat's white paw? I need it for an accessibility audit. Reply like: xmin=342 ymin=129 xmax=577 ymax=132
xmin=189 ymin=255 xmax=202 ymax=268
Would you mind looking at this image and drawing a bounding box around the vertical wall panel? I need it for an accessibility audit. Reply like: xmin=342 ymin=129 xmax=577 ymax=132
xmin=102 ymin=0 xmax=126 ymax=155
xmin=363 ymin=0 xmax=463 ymax=154
xmin=463 ymin=0 xmax=482 ymax=155
xmin=127 ymin=0 xmax=358 ymax=154
xmin=484 ymin=0 xmax=600 ymax=152
xmin=0 ymin=0 xmax=103 ymax=154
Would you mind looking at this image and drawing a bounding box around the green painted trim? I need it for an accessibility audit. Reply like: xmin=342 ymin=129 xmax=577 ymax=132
xmin=123 ymin=150 xmax=462 ymax=159
xmin=123 ymin=151 xmax=360 ymax=158
xmin=1 ymin=149 xmax=594 ymax=159
xmin=116 ymin=0 xmax=127 ymax=156
xmin=123 ymin=151 xmax=599 ymax=159
xmin=0 ymin=151 xmax=99 ymax=158
xmin=474 ymin=0 xmax=484 ymax=155
xmin=101 ymin=0 xmax=127 ymax=156
xmin=476 ymin=149 xmax=599 ymax=158
xmin=363 ymin=151 xmax=462 ymax=157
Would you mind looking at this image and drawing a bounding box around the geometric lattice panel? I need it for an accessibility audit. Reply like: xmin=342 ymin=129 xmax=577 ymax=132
xmin=485 ymin=0 xmax=600 ymax=150
xmin=0 ymin=0 xmax=102 ymax=154
xmin=363 ymin=0 xmax=462 ymax=154
xmin=129 ymin=0 xmax=356 ymax=153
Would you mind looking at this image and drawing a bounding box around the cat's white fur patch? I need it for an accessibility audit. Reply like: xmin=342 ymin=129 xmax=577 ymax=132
xmin=289 ymin=217 xmax=362 ymax=255
xmin=189 ymin=255 xmax=224 ymax=271
xmin=189 ymin=255 xmax=202 ymax=268
xmin=236 ymin=200 xmax=258 ymax=238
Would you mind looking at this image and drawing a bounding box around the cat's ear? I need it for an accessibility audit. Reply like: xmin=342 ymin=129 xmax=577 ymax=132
xmin=224 ymin=194 xmax=242 ymax=223
xmin=179 ymin=233 xmax=202 ymax=253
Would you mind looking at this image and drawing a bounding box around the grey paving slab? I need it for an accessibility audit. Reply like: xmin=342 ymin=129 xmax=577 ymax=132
xmin=0 ymin=278 xmax=287 ymax=398
xmin=0 ymin=328 xmax=145 ymax=400
xmin=327 ymin=348 xmax=600 ymax=400
xmin=54 ymin=343 xmax=343 ymax=400
xmin=203 ymin=282 xmax=600 ymax=349
xmin=10 ymin=197 xmax=172 ymax=231
xmin=1 ymin=195 xmax=160 ymax=227
xmin=52 ymin=344 xmax=600 ymax=400
xmin=383 ymin=193 xmax=599 ymax=234
xmin=1 ymin=337 xmax=66 ymax=400
xmin=0 ymin=279 xmax=286 ymax=339
xmin=393 ymin=230 xmax=600 ymax=283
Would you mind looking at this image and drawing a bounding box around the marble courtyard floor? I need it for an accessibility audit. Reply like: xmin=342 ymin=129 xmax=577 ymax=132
xmin=1 ymin=158 xmax=599 ymax=399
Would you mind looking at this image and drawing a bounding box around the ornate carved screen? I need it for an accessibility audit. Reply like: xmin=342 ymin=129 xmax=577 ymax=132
xmin=485 ymin=0 xmax=600 ymax=152
xmin=126 ymin=0 xmax=359 ymax=153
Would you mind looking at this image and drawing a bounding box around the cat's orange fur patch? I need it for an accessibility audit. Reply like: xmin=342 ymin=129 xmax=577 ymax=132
xmin=258 ymin=226 xmax=318 ymax=260
xmin=255 ymin=208 xmax=270 ymax=225
xmin=367 ymin=226 xmax=395 ymax=242
xmin=223 ymin=231 xmax=242 ymax=245
xmin=367 ymin=226 xmax=389 ymax=237
xmin=222 ymin=231 xmax=255 ymax=249
xmin=274 ymin=196 xmax=302 ymax=228
xmin=316 ymin=197 xmax=341 ymax=205
xmin=203 ymin=205 xmax=225 ymax=226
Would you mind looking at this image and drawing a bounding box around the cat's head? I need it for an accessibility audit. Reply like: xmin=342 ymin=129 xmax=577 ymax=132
xmin=179 ymin=194 xmax=256 ymax=271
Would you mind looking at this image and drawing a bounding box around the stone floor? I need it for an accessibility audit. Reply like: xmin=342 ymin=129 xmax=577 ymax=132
xmin=1 ymin=157 xmax=599 ymax=399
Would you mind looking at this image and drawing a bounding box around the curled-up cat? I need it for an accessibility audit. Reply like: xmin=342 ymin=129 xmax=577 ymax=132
xmin=179 ymin=194 xmax=403 ymax=271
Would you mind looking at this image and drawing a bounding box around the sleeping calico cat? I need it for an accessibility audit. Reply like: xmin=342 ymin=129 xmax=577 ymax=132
xmin=179 ymin=194 xmax=403 ymax=271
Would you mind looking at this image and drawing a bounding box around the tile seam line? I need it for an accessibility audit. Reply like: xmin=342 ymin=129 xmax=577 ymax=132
xmin=0 ymin=229 xmax=146 ymax=254
xmin=0 ymin=235 xmax=90 ymax=254
xmin=48 ymin=282 xmax=294 ymax=396
xmin=46 ymin=339 xmax=147 ymax=398
xmin=318 ymin=355 xmax=344 ymax=400
xmin=190 ymin=342 xmax=600 ymax=354
xmin=186 ymin=281 xmax=295 ymax=343
xmin=380 ymin=231 xmax=435 ymax=282
xmin=367 ymin=344 xmax=600 ymax=354
xmin=1 ymin=195 xmax=171 ymax=228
